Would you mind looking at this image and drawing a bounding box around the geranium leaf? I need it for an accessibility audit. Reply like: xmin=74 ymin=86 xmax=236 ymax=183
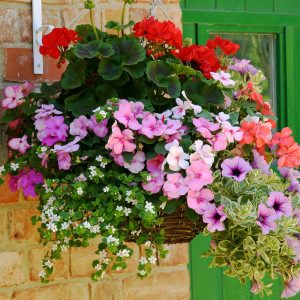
xmin=95 ymin=83 xmax=118 ymax=105
xmin=75 ymin=24 xmax=107 ymax=42
xmin=170 ymin=63 xmax=196 ymax=76
xmin=146 ymin=60 xmax=174 ymax=88
xmin=124 ymin=60 xmax=147 ymax=78
xmin=105 ymin=20 xmax=135 ymax=31
xmin=183 ymin=79 xmax=224 ymax=106
xmin=73 ymin=40 xmax=114 ymax=58
xmin=162 ymin=76 xmax=181 ymax=98
xmin=98 ymin=58 xmax=123 ymax=80
xmin=61 ymin=59 xmax=87 ymax=89
xmin=41 ymin=81 xmax=62 ymax=95
xmin=0 ymin=107 xmax=21 ymax=123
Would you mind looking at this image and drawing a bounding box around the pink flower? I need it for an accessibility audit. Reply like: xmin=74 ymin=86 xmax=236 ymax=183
xmin=221 ymin=95 xmax=232 ymax=109
xmin=54 ymin=136 xmax=81 ymax=153
xmin=163 ymin=119 xmax=182 ymax=135
xmin=124 ymin=151 xmax=146 ymax=173
xmin=110 ymin=151 xmax=125 ymax=166
xmin=70 ymin=116 xmax=91 ymax=138
xmin=2 ymin=85 xmax=24 ymax=109
xmin=187 ymin=188 xmax=214 ymax=214
xmin=142 ymin=170 xmax=165 ymax=194
xmin=114 ymin=102 xmax=142 ymax=130
xmin=140 ymin=114 xmax=167 ymax=138
xmin=210 ymin=70 xmax=235 ymax=86
xmin=8 ymin=135 xmax=30 ymax=154
xmin=190 ymin=140 xmax=215 ymax=167
xmin=193 ymin=117 xmax=219 ymax=138
xmin=163 ymin=173 xmax=189 ymax=199
xmin=267 ymin=191 xmax=292 ymax=219
xmin=256 ymin=203 xmax=277 ymax=235
xmin=285 ymin=236 xmax=300 ymax=263
xmin=57 ymin=151 xmax=71 ymax=170
xmin=166 ymin=146 xmax=189 ymax=171
xmin=203 ymin=204 xmax=227 ymax=232
xmin=34 ymin=104 xmax=62 ymax=119
xmin=185 ymin=160 xmax=214 ymax=191
xmin=21 ymin=81 xmax=34 ymax=97
xmin=42 ymin=116 xmax=69 ymax=146
xmin=214 ymin=112 xmax=230 ymax=123
xmin=208 ymin=132 xmax=227 ymax=151
xmin=147 ymin=154 xmax=165 ymax=172
xmin=221 ymin=121 xmax=243 ymax=143
xmin=171 ymin=97 xmax=190 ymax=119
xmin=20 ymin=170 xmax=44 ymax=197
xmin=90 ymin=116 xmax=108 ymax=138
xmin=281 ymin=270 xmax=300 ymax=298
xmin=105 ymin=126 xmax=136 ymax=154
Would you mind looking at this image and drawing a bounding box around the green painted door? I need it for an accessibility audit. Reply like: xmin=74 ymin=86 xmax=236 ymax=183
xmin=181 ymin=1 xmax=300 ymax=299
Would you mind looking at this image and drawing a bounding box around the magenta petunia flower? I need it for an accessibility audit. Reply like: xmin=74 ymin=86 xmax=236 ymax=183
xmin=256 ymin=203 xmax=277 ymax=235
xmin=187 ymin=188 xmax=214 ymax=215
xmin=252 ymin=149 xmax=271 ymax=175
xmin=267 ymin=191 xmax=292 ymax=218
xmin=202 ymin=203 xmax=227 ymax=232
xmin=221 ymin=156 xmax=252 ymax=182
xmin=8 ymin=135 xmax=30 ymax=154
xmin=185 ymin=160 xmax=214 ymax=191
xmin=163 ymin=173 xmax=189 ymax=199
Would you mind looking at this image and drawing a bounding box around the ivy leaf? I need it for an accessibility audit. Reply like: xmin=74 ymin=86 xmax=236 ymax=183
xmin=185 ymin=207 xmax=199 ymax=222
xmin=183 ymin=79 xmax=224 ymax=106
xmin=41 ymin=81 xmax=62 ymax=95
xmin=73 ymin=40 xmax=114 ymax=58
xmin=61 ymin=59 xmax=87 ymax=89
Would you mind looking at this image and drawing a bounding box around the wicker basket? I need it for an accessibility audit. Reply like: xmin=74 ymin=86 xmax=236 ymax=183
xmin=125 ymin=206 xmax=205 ymax=244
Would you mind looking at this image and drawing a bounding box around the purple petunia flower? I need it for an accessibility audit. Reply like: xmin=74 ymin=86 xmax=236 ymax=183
xmin=228 ymin=58 xmax=258 ymax=76
xmin=287 ymin=175 xmax=300 ymax=193
xmin=256 ymin=203 xmax=277 ymax=235
xmin=221 ymin=157 xmax=252 ymax=182
xmin=251 ymin=149 xmax=271 ymax=175
xmin=267 ymin=191 xmax=292 ymax=218
xmin=202 ymin=204 xmax=227 ymax=232
xmin=278 ymin=167 xmax=300 ymax=179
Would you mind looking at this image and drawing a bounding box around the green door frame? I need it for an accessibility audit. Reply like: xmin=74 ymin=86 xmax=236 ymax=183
xmin=181 ymin=8 xmax=300 ymax=300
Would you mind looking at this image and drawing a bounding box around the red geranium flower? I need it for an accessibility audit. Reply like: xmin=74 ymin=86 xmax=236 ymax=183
xmin=206 ymin=36 xmax=240 ymax=55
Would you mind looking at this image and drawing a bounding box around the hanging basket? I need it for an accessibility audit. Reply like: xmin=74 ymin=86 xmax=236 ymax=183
xmin=125 ymin=206 xmax=205 ymax=244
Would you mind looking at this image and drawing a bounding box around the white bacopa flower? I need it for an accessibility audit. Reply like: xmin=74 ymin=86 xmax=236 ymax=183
xmin=99 ymin=111 xmax=107 ymax=118
xmin=95 ymin=264 xmax=102 ymax=271
xmin=52 ymin=244 xmax=58 ymax=251
xmin=89 ymin=166 xmax=97 ymax=170
xmin=160 ymin=202 xmax=167 ymax=210
xmin=61 ymin=245 xmax=68 ymax=252
xmin=64 ymin=237 xmax=70 ymax=244
xmin=124 ymin=208 xmax=132 ymax=216
xmin=99 ymin=250 xmax=107 ymax=259
xmin=146 ymin=175 xmax=152 ymax=181
xmin=148 ymin=256 xmax=157 ymax=264
xmin=46 ymin=222 xmax=58 ymax=232
xmin=100 ymin=161 xmax=107 ymax=168
xmin=126 ymin=190 xmax=132 ymax=196
xmin=139 ymin=257 xmax=148 ymax=265
xmin=102 ymin=258 xmax=110 ymax=264
xmin=90 ymin=225 xmax=100 ymax=233
xmin=0 ymin=165 xmax=5 ymax=175
xmin=93 ymin=107 xmax=101 ymax=113
xmin=96 ymin=155 xmax=103 ymax=162
xmin=50 ymin=148 xmax=56 ymax=153
xmin=69 ymin=209 xmax=74 ymax=215
xmin=116 ymin=267 xmax=121 ymax=272
xmin=41 ymin=146 xmax=47 ymax=152
xmin=39 ymin=270 xmax=46 ymax=278
xmin=139 ymin=270 xmax=146 ymax=276
xmin=10 ymin=163 xmax=19 ymax=171
xmin=145 ymin=201 xmax=155 ymax=214
xmin=98 ymin=217 xmax=104 ymax=223
xmin=116 ymin=206 xmax=123 ymax=211
xmin=103 ymin=186 xmax=109 ymax=193
xmin=145 ymin=241 xmax=151 ymax=247
xmin=74 ymin=174 xmax=87 ymax=182
xmin=44 ymin=260 xmax=53 ymax=268
xmin=77 ymin=187 xmax=83 ymax=195
xmin=83 ymin=221 xmax=91 ymax=229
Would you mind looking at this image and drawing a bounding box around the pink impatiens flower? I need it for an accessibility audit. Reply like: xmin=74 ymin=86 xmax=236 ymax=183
xmin=124 ymin=151 xmax=146 ymax=173
xmin=21 ymin=81 xmax=34 ymax=97
xmin=187 ymin=188 xmax=214 ymax=214
xmin=166 ymin=146 xmax=190 ymax=171
xmin=105 ymin=126 xmax=136 ymax=154
xmin=140 ymin=114 xmax=166 ymax=138
xmin=208 ymin=132 xmax=227 ymax=151
xmin=147 ymin=154 xmax=165 ymax=172
xmin=42 ymin=116 xmax=69 ymax=146
xmin=210 ymin=70 xmax=235 ymax=86
xmin=70 ymin=116 xmax=91 ymax=138
xmin=221 ymin=121 xmax=243 ymax=143
xmin=114 ymin=102 xmax=142 ymax=130
xmin=8 ymin=135 xmax=30 ymax=154
xmin=142 ymin=170 xmax=165 ymax=194
xmin=185 ymin=160 xmax=214 ymax=191
xmin=2 ymin=85 xmax=24 ymax=109
xmin=90 ymin=116 xmax=108 ymax=138
xmin=190 ymin=140 xmax=215 ymax=167
xmin=193 ymin=117 xmax=219 ymax=138
xmin=163 ymin=173 xmax=189 ymax=199
xmin=203 ymin=203 xmax=227 ymax=232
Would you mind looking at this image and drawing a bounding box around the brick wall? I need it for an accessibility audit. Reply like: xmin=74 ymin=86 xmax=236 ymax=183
xmin=0 ymin=0 xmax=189 ymax=299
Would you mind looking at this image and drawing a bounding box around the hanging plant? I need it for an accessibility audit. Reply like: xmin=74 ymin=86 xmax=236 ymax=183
xmin=1 ymin=0 xmax=300 ymax=298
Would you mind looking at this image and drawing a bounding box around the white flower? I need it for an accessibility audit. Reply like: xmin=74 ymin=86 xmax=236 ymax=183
xmin=146 ymin=175 xmax=152 ymax=181
xmin=182 ymin=91 xmax=202 ymax=115
xmin=39 ymin=269 xmax=46 ymax=278
xmin=90 ymin=225 xmax=100 ymax=233
xmin=89 ymin=170 xmax=97 ymax=177
xmin=99 ymin=250 xmax=107 ymax=259
xmin=103 ymin=186 xmax=109 ymax=193
xmin=47 ymin=196 xmax=56 ymax=205
xmin=155 ymin=110 xmax=172 ymax=121
xmin=215 ymin=112 xmax=230 ymax=123
xmin=93 ymin=107 xmax=101 ymax=113
xmin=145 ymin=241 xmax=151 ymax=247
xmin=61 ymin=222 xmax=69 ymax=230
xmin=221 ymin=121 xmax=243 ymax=143
xmin=89 ymin=166 xmax=97 ymax=170
xmin=145 ymin=201 xmax=155 ymax=214
xmin=10 ymin=163 xmax=19 ymax=171
xmin=210 ymin=70 xmax=235 ymax=86
xmin=52 ymin=244 xmax=58 ymax=251
xmin=64 ymin=237 xmax=70 ymax=244
xmin=61 ymin=245 xmax=68 ymax=252
xmin=116 ymin=267 xmax=121 ymax=272
xmin=99 ymin=111 xmax=107 ymax=118
xmin=69 ymin=209 xmax=74 ymax=215
xmin=139 ymin=270 xmax=146 ymax=276
xmin=50 ymin=148 xmax=56 ymax=153
xmin=83 ymin=221 xmax=91 ymax=229
xmin=103 ymin=258 xmax=110 ymax=264
xmin=126 ymin=191 xmax=132 ymax=196
xmin=244 ymin=115 xmax=260 ymax=124
xmin=44 ymin=260 xmax=53 ymax=268
xmin=189 ymin=140 xmax=215 ymax=167
xmin=98 ymin=217 xmax=104 ymax=223
xmin=166 ymin=146 xmax=189 ymax=171
xmin=41 ymin=146 xmax=47 ymax=152
xmin=148 ymin=256 xmax=157 ymax=264
xmin=96 ymin=155 xmax=103 ymax=162
xmin=0 ymin=165 xmax=5 ymax=175
xmin=46 ymin=222 xmax=58 ymax=232
xmin=100 ymin=162 xmax=107 ymax=168
xmin=139 ymin=257 xmax=148 ymax=265
xmin=74 ymin=174 xmax=87 ymax=182
xmin=164 ymin=139 xmax=179 ymax=151
xmin=124 ymin=208 xmax=132 ymax=216
xmin=76 ymin=187 xmax=84 ymax=195
xmin=95 ymin=263 xmax=102 ymax=271
xmin=116 ymin=206 xmax=123 ymax=211
xmin=160 ymin=202 xmax=167 ymax=210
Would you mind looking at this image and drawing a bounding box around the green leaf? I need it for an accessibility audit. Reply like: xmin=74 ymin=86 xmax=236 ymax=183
xmin=64 ymin=92 xmax=83 ymax=106
xmin=98 ymin=58 xmax=123 ymax=80
xmin=164 ymin=198 xmax=183 ymax=214
xmin=22 ymin=103 xmax=37 ymax=116
xmin=123 ymin=152 xmax=135 ymax=164
xmin=105 ymin=20 xmax=135 ymax=31
xmin=75 ymin=24 xmax=107 ymax=42
xmin=0 ymin=107 xmax=21 ymax=123
xmin=61 ymin=59 xmax=87 ymax=89
xmin=229 ymin=112 xmax=239 ymax=125
xmin=146 ymin=60 xmax=174 ymax=88
xmin=124 ymin=60 xmax=147 ymax=78
xmin=170 ymin=63 xmax=196 ymax=76
xmin=183 ymin=79 xmax=224 ymax=106
xmin=185 ymin=207 xmax=199 ymax=222
xmin=218 ymin=240 xmax=231 ymax=252
xmin=73 ymin=40 xmax=114 ymax=58
xmin=139 ymin=135 xmax=156 ymax=145
xmin=180 ymin=138 xmax=192 ymax=152
xmin=195 ymin=71 xmax=215 ymax=85
xmin=162 ymin=76 xmax=181 ymax=98
xmin=41 ymin=81 xmax=62 ymax=95
xmin=154 ymin=142 xmax=167 ymax=155
xmin=196 ymin=110 xmax=212 ymax=120
xmin=95 ymin=83 xmax=118 ymax=105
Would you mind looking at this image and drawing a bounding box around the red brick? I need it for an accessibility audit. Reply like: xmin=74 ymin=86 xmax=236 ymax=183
xmin=5 ymin=48 xmax=67 ymax=83
xmin=0 ymin=8 xmax=19 ymax=43
xmin=158 ymin=244 xmax=189 ymax=266
xmin=0 ymin=294 xmax=10 ymax=300
xmin=90 ymin=279 xmax=122 ymax=300
xmin=0 ymin=213 xmax=5 ymax=245
xmin=20 ymin=9 xmax=62 ymax=43
xmin=30 ymin=246 xmax=69 ymax=281
xmin=12 ymin=283 xmax=89 ymax=300
xmin=123 ymin=270 xmax=190 ymax=300
xmin=0 ymin=251 xmax=26 ymax=287
xmin=0 ymin=175 xmax=19 ymax=204
xmin=70 ymin=244 xmax=98 ymax=277
xmin=8 ymin=207 xmax=40 ymax=243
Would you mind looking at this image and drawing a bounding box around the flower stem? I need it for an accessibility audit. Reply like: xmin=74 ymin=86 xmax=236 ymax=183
xmin=90 ymin=9 xmax=99 ymax=40
xmin=121 ymin=2 xmax=127 ymax=36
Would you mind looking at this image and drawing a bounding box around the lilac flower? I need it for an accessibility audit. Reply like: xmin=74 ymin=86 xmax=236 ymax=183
xmin=228 ymin=58 xmax=258 ymax=76
xmin=202 ymin=204 xmax=227 ymax=232
xmin=293 ymin=207 xmax=300 ymax=226
xmin=267 ymin=191 xmax=292 ymax=218
xmin=251 ymin=149 xmax=271 ymax=175
xmin=278 ymin=167 xmax=300 ymax=179
xmin=221 ymin=157 xmax=252 ymax=182
xmin=256 ymin=204 xmax=277 ymax=235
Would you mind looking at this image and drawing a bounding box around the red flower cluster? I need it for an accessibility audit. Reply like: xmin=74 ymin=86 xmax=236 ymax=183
xmin=206 ymin=36 xmax=240 ymax=55
xmin=133 ymin=17 xmax=183 ymax=50
xmin=174 ymin=45 xmax=221 ymax=79
xmin=40 ymin=27 xmax=81 ymax=59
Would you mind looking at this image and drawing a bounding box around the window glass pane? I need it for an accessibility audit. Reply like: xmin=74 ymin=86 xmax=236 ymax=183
xmin=209 ymin=33 xmax=277 ymax=114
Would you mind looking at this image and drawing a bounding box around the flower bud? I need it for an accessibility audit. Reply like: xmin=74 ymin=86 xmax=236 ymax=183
xmin=84 ymin=0 xmax=95 ymax=9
